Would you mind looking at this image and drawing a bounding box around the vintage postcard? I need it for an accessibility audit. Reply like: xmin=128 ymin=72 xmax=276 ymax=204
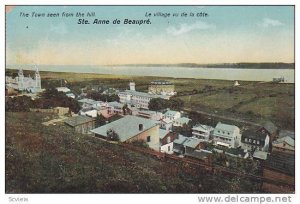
xmin=5 ymin=5 xmax=295 ymax=197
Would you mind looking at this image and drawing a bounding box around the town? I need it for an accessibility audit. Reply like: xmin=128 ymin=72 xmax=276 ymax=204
xmin=5 ymin=67 xmax=295 ymax=193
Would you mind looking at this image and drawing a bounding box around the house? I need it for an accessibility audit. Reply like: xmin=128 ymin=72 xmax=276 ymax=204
xmin=159 ymin=129 xmax=177 ymax=154
xmin=79 ymin=108 xmax=98 ymax=118
xmin=253 ymin=150 xmax=268 ymax=160
xmin=257 ymin=121 xmax=278 ymax=140
xmin=192 ymin=124 xmax=214 ymax=141
xmin=183 ymin=137 xmax=202 ymax=155
xmin=78 ymin=98 xmax=97 ymax=109
xmin=160 ymin=118 xmax=173 ymax=131
xmin=173 ymin=117 xmax=191 ymax=127
xmin=148 ymin=80 xmax=176 ymax=96
xmin=118 ymin=82 xmax=170 ymax=109
xmin=64 ymin=115 xmax=95 ymax=134
xmin=272 ymin=136 xmax=295 ymax=154
xmin=173 ymin=136 xmax=188 ymax=155
xmin=241 ymin=129 xmax=270 ymax=152
xmin=107 ymin=101 xmax=125 ymax=115
xmin=163 ymin=110 xmax=181 ymax=121
xmin=262 ymin=151 xmax=295 ymax=193
xmin=212 ymin=122 xmax=241 ymax=148
xmin=66 ymin=93 xmax=76 ymax=99
xmin=56 ymin=87 xmax=71 ymax=93
xmin=90 ymin=115 xmax=160 ymax=151
xmin=278 ymin=130 xmax=294 ymax=139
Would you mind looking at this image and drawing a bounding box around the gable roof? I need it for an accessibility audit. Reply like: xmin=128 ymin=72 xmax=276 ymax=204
xmin=174 ymin=117 xmax=191 ymax=124
xmin=183 ymin=137 xmax=202 ymax=148
xmin=242 ymin=129 xmax=267 ymax=141
xmin=262 ymin=121 xmax=277 ymax=134
xmin=273 ymin=136 xmax=295 ymax=147
xmin=159 ymin=129 xmax=170 ymax=139
xmin=164 ymin=110 xmax=180 ymax=116
xmin=279 ymin=130 xmax=295 ymax=139
xmin=214 ymin=122 xmax=240 ymax=133
xmin=64 ymin=115 xmax=95 ymax=127
xmin=192 ymin=124 xmax=214 ymax=132
xmin=90 ymin=115 xmax=158 ymax=142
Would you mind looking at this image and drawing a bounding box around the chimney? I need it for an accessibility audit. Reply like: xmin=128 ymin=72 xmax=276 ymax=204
xmin=139 ymin=124 xmax=143 ymax=131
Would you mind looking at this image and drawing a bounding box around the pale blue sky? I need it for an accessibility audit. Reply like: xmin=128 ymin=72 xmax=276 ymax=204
xmin=6 ymin=6 xmax=294 ymax=65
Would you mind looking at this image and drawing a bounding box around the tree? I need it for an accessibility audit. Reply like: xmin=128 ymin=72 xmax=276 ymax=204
xmin=148 ymin=98 xmax=167 ymax=111
xmin=96 ymin=114 xmax=107 ymax=127
xmin=106 ymin=129 xmax=120 ymax=141
xmin=168 ymin=98 xmax=184 ymax=111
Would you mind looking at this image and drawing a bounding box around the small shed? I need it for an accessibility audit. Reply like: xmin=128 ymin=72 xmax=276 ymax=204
xmin=64 ymin=115 xmax=95 ymax=134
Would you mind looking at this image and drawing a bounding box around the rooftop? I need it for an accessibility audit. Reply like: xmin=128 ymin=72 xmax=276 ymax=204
xmin=64 ymin=115 xmax=95 ymax=127
xmin=164 ymin=110 xmax=180 ymax=116
xmin=214 ymin=122 xmax=240 ymax=133
xmin=262 ymin=121 xmax=277 ymax=134
xmin=159 ymin=129 xmax=169 ymax=139
xmin=192 ymin=124 xmax=214 ymax=132
xmin=273 ymin=136 xmax=295 ymax=147
xmin=242 ymin=129 xmax=267 ymax=141
xmin=174 ymin=117 xmax=191 ymax=124
xmin=183 ymin=137 xmax=202 ymax=148
xmin=122 ymin=90 xmax=170 ymax=99
xmin=90 ymin=115 xmax=159 ymax=142
xmin=279 ymin=130 xmax=295 ymax=139
xmin=253 ymin=150 xmax=268 ymax=160
xmin=150 ymin=80 xmax=173 ymax=85
xmin=173 ymin=136 xmax=188 ymax=145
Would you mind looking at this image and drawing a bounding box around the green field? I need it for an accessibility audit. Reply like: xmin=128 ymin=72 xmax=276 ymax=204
xmin=6 ymin=69 xmax=295 ymax=130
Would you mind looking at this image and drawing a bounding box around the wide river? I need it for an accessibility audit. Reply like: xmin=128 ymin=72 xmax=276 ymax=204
xmin=8 ymin=65 xmax=295 ymax=83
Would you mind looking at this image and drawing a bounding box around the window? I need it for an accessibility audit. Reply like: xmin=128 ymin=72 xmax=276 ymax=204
xmin=168 ymin=146 xmax=170 ymax=152
xmin=245 ymin=138 xmax=248 ymax=142
xmin=147 ymin=136 xmax=151 ymax=142
xmin=257 ymin=141 xmax=260 ymax=145
xmin=167 ymin=136 xmax=171 ymax=143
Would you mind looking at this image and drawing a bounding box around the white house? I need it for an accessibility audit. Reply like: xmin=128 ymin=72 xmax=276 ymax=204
xmin=56 ymin=87 xmax=71 ymax=93
xmin=192 ymin=124 xmax=214 ymax=141
xmin=159 ymin=129 xmax=177 ymax=154
xmin=160 ymin=118 xmax=173 ymax=131
xmin=212 ymin=122 xmax=241 ymax=148
xmin=173 ymin=117 xmax=191 ymax=127
xmin=79 ymin=108 xmax=98 ymax=118
xmin=163 ymin=110 xmax=181 ymax=121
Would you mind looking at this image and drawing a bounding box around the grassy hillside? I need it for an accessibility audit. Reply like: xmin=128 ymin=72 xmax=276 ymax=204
xmin=5 ymin=112 xmax=260 ymax=193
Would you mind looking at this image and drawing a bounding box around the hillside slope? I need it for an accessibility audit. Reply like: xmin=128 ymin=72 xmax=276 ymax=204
xmin=5 ymin=112 xmax=260 ymax=193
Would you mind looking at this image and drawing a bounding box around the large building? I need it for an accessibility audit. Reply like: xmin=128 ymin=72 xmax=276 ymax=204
xmin=118 ymin=82 xmax=170 ymax=109
xmin=212 ymin=122 xmax=242 ymax=148
xmin=90 ymin=115 xmax=160 ymax=151
xmin=148 ymin=80 xmax=176 ymax=96
xmin=6 ymin=67 xmax=42 ymax=93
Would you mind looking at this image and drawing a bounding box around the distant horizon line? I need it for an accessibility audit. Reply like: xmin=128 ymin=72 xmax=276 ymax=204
xmin=6 ymin=62 xmax=295 ymax=67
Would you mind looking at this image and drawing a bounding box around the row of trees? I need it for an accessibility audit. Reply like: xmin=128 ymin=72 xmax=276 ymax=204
xmin=6 ymin=88 xmax=81 ymax=113
xmin=86 ymin=91 xmax=120 ymax=102
xmin=148 ymin=98 xmax=184 ymax=111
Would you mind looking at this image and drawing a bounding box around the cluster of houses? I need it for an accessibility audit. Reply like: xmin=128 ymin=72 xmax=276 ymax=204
xmin=5 ymin=70 xmax=295 ymax=192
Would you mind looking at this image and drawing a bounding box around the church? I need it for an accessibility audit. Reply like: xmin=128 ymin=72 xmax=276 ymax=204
xmin=6 ymin=67 xmax=42 ymax=93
